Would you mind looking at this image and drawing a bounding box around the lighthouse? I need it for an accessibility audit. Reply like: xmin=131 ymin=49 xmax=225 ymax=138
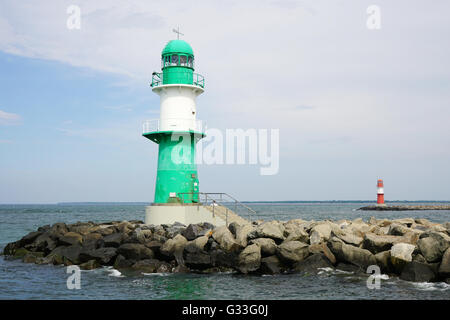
xmin=377 ymin=179 xmax=385 ymax=205
xmin=142 ymin=36 xmax=227 ymax=226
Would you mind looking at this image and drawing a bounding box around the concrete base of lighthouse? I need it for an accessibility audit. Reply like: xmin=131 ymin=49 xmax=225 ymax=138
xmin=145 ymin=203 xmax=227 ymax=226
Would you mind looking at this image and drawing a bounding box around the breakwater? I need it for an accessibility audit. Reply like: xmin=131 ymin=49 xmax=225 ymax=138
xmin=2 ymin=217 xmax=450 ymax=283
xmin=359 ymin=205 xmax=450 ymax=211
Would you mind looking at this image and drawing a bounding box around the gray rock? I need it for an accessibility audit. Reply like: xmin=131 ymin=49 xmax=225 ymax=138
xmin=249 ymin=238 xmax=277 ymax=256
xmin=117 ymin=243 xmax=153 ymax=260
xmin=80 ymin=247 xmax=118 ymax=265
xmin=375 ymin=250 xmax=393 ymax=273
xmin=160 ymin=234 xmax=188 ymax=256
xmin=417 ymin=237 xmax=442 ymax=263
xmin=238 ymin=244 xmax=261 ymax=274
xmin=400 ymin=261 xmax=436 ymax=282
xmin=249 ymin=221 xmax=285 ymax=242
xmin=103 ymin=233 xmax=123 ymax=248
xmin=184 ymin=249 xmax=212 ymax=270
xmin=212 ymin=226 xmax=240 ymax=252
xmin=328 ymin=237 xmax=376 ymax=269
xmin=438 ymin=248 xmax=450 ymax=278
xmin=390 ymin=243 xmax=416 ymax=273
xmin=260 ymin=255 xmax=283 ymax=274
xmin=293 ymin=253 xmax=333 ymax=273
xmin=58 ymin=232 xmax=83 ymax=246
xmin=181 ymin=224 xmax=204 ymax=241
xmin=80 ymin=259 xmax=100 ymax=270
xmin=132 ymin=259 xmax=162 ymax=273
xmin=277 ymin=241 xmax=309 ymax=264
xmin=362 ymin=233 xmax=403 ymax=254
xmin=114 ymin=254 xmax=135 ymax=269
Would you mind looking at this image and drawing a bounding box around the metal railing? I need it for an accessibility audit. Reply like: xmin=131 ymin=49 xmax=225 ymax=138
xmin=143 ymin=119 xmax=205 ymax=134
xmin=151 ymin=72 xmax=205 ymax=88
xmin=177 ymin=192 xmax=257 ymax=223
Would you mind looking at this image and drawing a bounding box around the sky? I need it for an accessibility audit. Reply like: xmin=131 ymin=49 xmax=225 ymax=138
xmin=0 ymin=0 xmax=449 ymax=203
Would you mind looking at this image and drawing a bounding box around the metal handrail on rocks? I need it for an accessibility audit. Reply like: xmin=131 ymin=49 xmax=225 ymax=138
xmin=177 ymin=192 xmax=256 ymax=225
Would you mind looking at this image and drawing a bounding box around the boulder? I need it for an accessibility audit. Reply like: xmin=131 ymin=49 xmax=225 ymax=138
xmin=132 ymin=259 xmax=162 ymax=273
xmin=293 ymin=253 xmax=333 ymax=273
xmin=22 ymin=252 xmax=44 ymax=264
xmin=117 ymin=243 xmax=153 ymax=260
xmin=388 ymin=223 xmax=411 ymax=236
xmin=418 ymin=231 xmax=450 ymax=259
xmin=309 ymin=223 xmax=332 ymax=245
xmin=284 ymin=227 xmax=309 ymax=243
xmin=392 ymin=218 xmax=415 ymax=227
xmin=212 ymin=226 xmax=240 ymax=252
xmin=181 ymin=224 xmax=204 ymax=241
xmin=165 ymin=224 xmax=186 ymax=239
xmin=58 ymin=232 xmax=83 ymax=246
xmin=238 ymin=244 xmax=261 ymax=274
xmin=327 ymin=237 xmax=376 ymax=269
xmin=260 ymin=255 xmax=283 ymax=274
xmin=438 ymin=248 xmax=450 ymax=278
xmin=33 ymin=234 xmax=57 ymax=254
xmin=127 ymin=228 xmax=153 ymax=244
xmin=235 ymin=224 xmax=254 ymax=247
xmin=374 ymin=250 xmax=393 ymax=273
xmin=276 ymin=241 xmax=309 ymax=264
xmin=332 ymin=231 xmax=363 ymax=247
xmin=19 ymin=231 xmax=42 ymax=246
xmin=80 ymin=259 xmax=100 ymax=270
xmin=362 ymin=233 xmax=403 ymax=254
xmin=417 ymin=237 xmax=442 ymax=263
xmin=103 ymin=233 xmax=123 ymax=248
xmin=50 ymin=245 xmax=83 ymax=264
xmin=400 ymin=261 xmax=436 ymax=282
xmin=114 ymin=254 xmax=135 ymax=269
xmin=80 ymin=247 xmax=118 ymax=265
xmin=48 ymin=223 xmax=69 ymax=239
xmin=390 ymin=243 xmax=415 ymax=272
xmin=83 ymin=233 xmax=102 ymax=242
xmin=210 ymin=248 xmax=238 ymax=269
xmin=184 ymin=250 xmax=212 ymax=270
xmin=249 ymin=221 xmax=285 ymax=242
xmin=160 ymin=234 xmax=188 ymax=256
xmin=249 ymin=238 xmax=277 ymax=256
xmin=308 ymin=243 xmax=336 ymax=265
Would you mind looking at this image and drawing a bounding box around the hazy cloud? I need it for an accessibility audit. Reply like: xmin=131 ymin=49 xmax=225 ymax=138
xmin=0 ymin=110 xmax=21 ymax=125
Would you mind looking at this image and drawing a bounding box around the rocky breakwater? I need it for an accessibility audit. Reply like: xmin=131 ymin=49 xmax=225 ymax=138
xmin=359 ymin=205 xmax=450 ymax=211
xmin=2 ymin=218 xmax=450 ymax=283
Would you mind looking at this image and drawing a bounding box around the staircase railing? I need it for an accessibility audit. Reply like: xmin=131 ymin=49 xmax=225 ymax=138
xmin=177 ymin=192 xmax=257 ymax=223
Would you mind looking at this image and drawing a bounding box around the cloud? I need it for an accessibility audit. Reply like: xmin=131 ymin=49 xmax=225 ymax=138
xmin=0 ymin=110 xmax=21 ymax=125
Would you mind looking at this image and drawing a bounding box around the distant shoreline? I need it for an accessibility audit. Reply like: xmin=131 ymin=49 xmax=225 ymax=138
xmin=0 ymin=200 xmax=450 ymax=206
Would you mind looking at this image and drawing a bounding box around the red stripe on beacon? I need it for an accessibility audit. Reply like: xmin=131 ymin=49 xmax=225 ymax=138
xmin=377 ymin=179 xmax=385 ymax=205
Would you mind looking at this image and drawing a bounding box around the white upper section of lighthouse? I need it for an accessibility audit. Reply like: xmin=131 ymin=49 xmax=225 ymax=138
xmin=152 ymin=84 xmax=204 ymax=132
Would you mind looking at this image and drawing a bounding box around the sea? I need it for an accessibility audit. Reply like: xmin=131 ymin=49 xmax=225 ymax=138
xmin=0 ymin=201 xmax=449 ymax=300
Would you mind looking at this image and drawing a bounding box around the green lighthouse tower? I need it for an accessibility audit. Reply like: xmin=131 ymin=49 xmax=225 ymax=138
xmin=143 ymin=38 xmax=209 ymax=225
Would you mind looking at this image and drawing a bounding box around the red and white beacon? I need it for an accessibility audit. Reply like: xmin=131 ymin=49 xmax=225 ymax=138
xmin=377 ymin=179 xmax=385 ymax=205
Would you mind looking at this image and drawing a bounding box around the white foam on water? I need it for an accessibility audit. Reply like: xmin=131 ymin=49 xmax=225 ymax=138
xmin=412 ymin=281 xmax=450 ymax=291
xmin=372 ymin=274 xmax=389 ymax=280
xmin=142 ymin=272 xmax=170 ymax=276
xmin=334 ymin=269 xmax=354 ymax=274
xmin=107 ymin=268 xmax=124 ymax=278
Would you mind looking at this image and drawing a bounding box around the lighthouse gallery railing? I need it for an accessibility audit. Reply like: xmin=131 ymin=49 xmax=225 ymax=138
xmin=151 ymin=72 xmax=205 ymax=88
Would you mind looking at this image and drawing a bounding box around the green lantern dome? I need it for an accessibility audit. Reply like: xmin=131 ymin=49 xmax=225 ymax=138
xmin=162 ymin=40 xmax=194 ymax=56
xmin=151 ymin=39 xmax=204 ymax=88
